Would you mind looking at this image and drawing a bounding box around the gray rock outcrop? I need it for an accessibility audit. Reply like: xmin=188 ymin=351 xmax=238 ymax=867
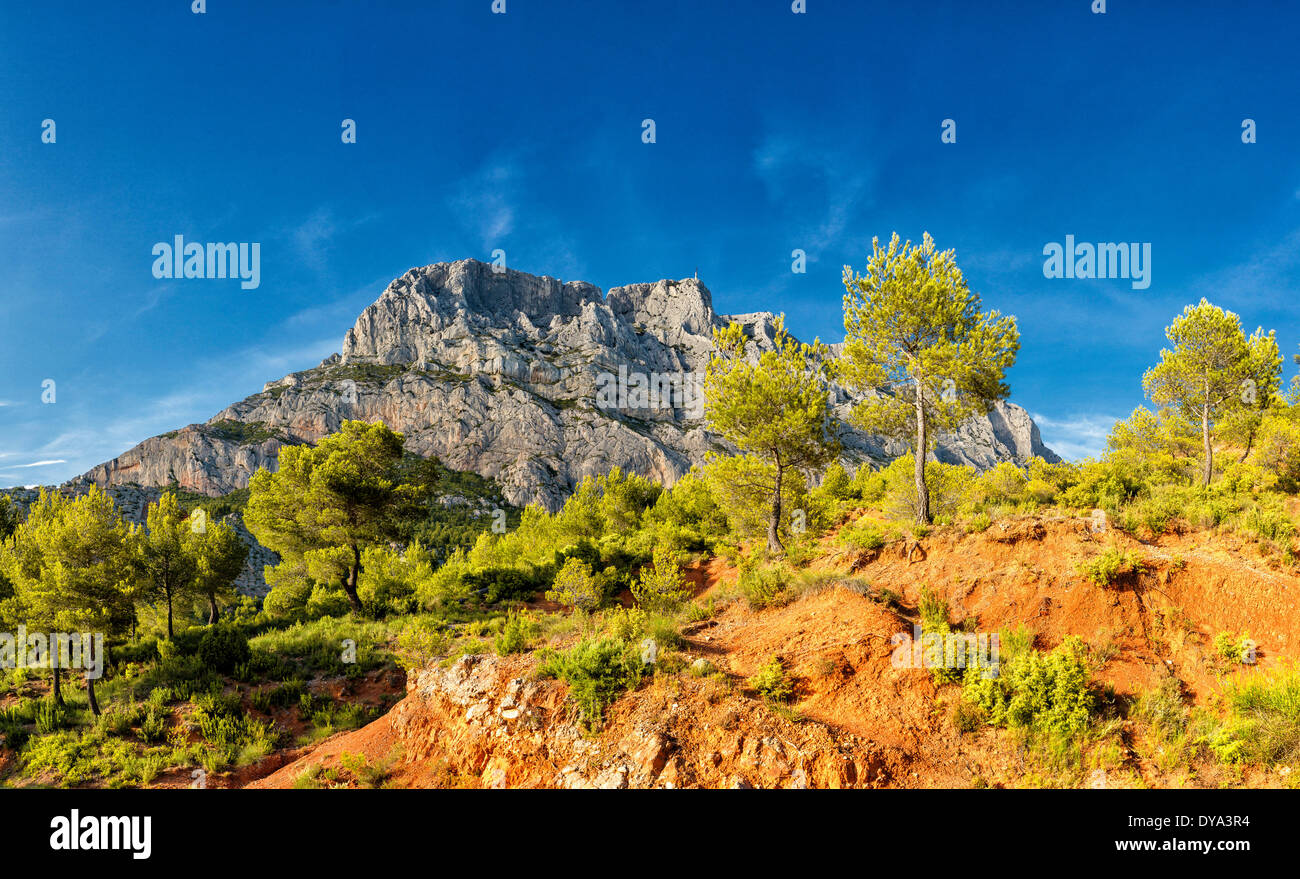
xmin=76 ymin=259 xmax=1058 ymax=511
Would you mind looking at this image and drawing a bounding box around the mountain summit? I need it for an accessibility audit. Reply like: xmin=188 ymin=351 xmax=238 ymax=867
xmin=78 ymin=259 xmax=1057 ymax=509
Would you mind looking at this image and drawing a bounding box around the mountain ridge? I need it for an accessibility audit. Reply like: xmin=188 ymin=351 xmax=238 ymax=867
xmin=73 ymin=259 xmax=1059 ymax=510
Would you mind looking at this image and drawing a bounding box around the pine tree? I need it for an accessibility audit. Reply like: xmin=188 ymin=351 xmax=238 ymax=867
xmin=0 ymin=488 xmax=132 ymax=714
xmin=131 ymin=492 xmax=198 ymax=639
xmin=245 ymin=420 xmax=428 ymax=613
xmin=1143 ymin=299 xmax=1282 ymax=485
xmin=189 ymin=518 xmax=249 ymax=624
xmin=704 ymin=315 xmax=839 ymax=553
xmin=840 ymin=233 xmax=1019 ymax=523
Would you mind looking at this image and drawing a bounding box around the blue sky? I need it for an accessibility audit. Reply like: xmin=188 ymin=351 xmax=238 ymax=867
xmin=3 ymin=0 xmax=1300 ymax=486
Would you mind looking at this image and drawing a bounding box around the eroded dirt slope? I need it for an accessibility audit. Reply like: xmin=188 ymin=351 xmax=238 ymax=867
xmin=248 ymin=515 xmax=1298 ymax=789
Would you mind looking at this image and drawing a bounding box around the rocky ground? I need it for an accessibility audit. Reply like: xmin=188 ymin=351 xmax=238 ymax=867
xmin=245 ymin=515 xmax=1297 ymax=789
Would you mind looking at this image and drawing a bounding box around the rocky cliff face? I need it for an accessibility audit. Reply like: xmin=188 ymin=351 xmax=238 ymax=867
xmin=77 ymin=259 xmax=1057 ymax=511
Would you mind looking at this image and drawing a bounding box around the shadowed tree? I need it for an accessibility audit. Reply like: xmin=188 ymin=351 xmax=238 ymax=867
xmin=245 ymin=420 xmax=431 ymax=613
xmin=704 ymin=314 xmax=839 ymax=553
xmin=840 ymin=233 xmax=1020 ymax=523
xmin=132 ymin=492 xmax=198 ymax=639
xmin=1143 ymin=299 xmax=1281 ymax=485
xmin=189 ymin=517 xmax=249 ymax=624
xmin=0 ymin=488 xmax=133 ymax=715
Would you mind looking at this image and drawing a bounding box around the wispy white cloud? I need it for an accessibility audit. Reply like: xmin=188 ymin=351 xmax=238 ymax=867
xmin=12 ymin=459 xmax=66 ymax=468
xmin=0 ymin=330 xmax=340 ymax=490
xmin=449 ymin=159 xmax=519 ymax=249
xmin=284 ymin=275 xmax=392 ymax=333
xmin=1187 ymin=226 xmax=1300 ymax=310
xmin=1030 ymin=411 xmax=1120 ymax=460
xmin=292 ymin=208 xmax=338 ymax=273
xmin=752 ymin=132 xmax=874 ymax=258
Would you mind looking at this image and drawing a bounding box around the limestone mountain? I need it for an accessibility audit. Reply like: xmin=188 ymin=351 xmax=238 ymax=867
xmin=77 ymin=259 xmax=1058 ymax=510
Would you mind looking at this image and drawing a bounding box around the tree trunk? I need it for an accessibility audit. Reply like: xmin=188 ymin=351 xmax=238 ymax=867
xmin=768 ymin=466 xmax=785 ymax=554
xmin=1238 ymin=426 xmax=1256 ymax=465
xmin=208 ymin=595 xmax=219 ymax=625
xmin=1202 ymin=405 xmax=1213 ymax=486
xmin=85 ymin=638 xmax=101 ymax=717
xmin=914 ymin=386 xmax=931 ymax=524
xmin=166 ymin=591 xmax=175 ymax=639
xmin=52 ymin=665 xmax=64 ymax=707
xmin=343 ymin=545 xmax=363 ymax=613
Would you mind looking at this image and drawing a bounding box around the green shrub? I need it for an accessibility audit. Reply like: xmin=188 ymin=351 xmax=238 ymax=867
xmin=603 ymin=606 xmax=649 ymax=642
xmin=976 ymin=462 xmax=1028 ymax=506
xmin=963 ymin=636 xmax=1094 ymax=737
xmin=1214 ymin=667 xmax=1300 ymax=766
xmin=0 ymin=705 xmax=29 ymax=749
xmin=645 ymin=615 xmax=684 ymax=650
xmin=305 ymin=584 xmax=353 ymax=619
xmin=1076 ymin=546 xmax=1147 ymax=586
xmin=493 ymin=610 xmax=536 ymax=656
xmin=737 ymin=562 xmax=793 ymax=610
xmin=917 ymin=586 xmax=961 ymax=684
xmin=545 ymin=557 xmax=603 ymax=612
xmin=630 ymin=544 xmax=690 ymax=611
xmin=818 ymin=462 xmax=853 ymax=500
xmin=539 ymin=638 xmax=644 ymax=730
xmin=881 ymin=455 xmax=973 ymax=522
xmin=1059 ymin=456 xmax=1146 ymax=511
xmin=1240 ymin=503 xmax=1296 ymax=546
xmin=462 ymin=566 xmax=544 ymax=605
xmin=851 ymin=465 xmax=887 ymax=503
xmin=139 ymin=707 xmax=169 ymax=744
xmin=748 ymin=656 xmax=793 ymax=703
xmin=1255 ymin=415 xmax=1300 ymax=492
xmin=35 ymin=699 xmax=68 ymax=735
xmin=918 ymin=586 xmax=950 ymax=633
xmin=251 ymin=679 xmax=305 ymax=713
xmin=197 ymin=624 xmax=252 ymax=674
xmin=952 ymin=699 xmax=985 ymax=733
xmin=1120 ymin=489 xmax=1184 ymax=537
xmin=1213 ymin=631 xmax=1253 ymax=666
xmin=837 ymin=520 xmax=886 ymax=551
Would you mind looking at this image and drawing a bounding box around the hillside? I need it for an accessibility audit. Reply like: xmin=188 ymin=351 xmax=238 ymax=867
xmin=246 ymin=513 xmax=1299 ymax=790
xmin=75 ymin=260 xmax=1057 ymax=511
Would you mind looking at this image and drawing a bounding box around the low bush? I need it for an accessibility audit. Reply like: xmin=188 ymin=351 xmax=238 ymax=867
xmin=1211 ymin=667 xmax=1300 ymax=766
xmin=1077 ymin=546 xmax=1147 ymax=587
xmin=539 ymin=637 xmax=644 ymax=730
xmin=747 ymin=656 xmax=793 ymax=703
xmin=963 ymin=636 xmax=1095 ymax=737
xmin=196 ymin=624 xmax=251 ymax=674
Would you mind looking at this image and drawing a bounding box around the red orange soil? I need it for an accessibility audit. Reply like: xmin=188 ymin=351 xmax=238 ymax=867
xmin=244 ymin=515 xmax=1299 ymax=789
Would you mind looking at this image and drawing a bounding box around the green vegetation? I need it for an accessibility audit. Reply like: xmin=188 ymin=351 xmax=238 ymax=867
xmin=704 ymin=315 xmax=839 ymax=553
xmin=840 ymin=232 xmax=1020 ymax=524
xmin=962 ymin=635 xmax=1095 ymax=737
xmin=1213 ymin=631 xmax=1253 ymax=667
xmin=747 ymin=655 xmax=793 ymax=703
xmin=207 ymin=420 xmax=287 ymax=446
xmin=629 ymin=544 xmax=689 ymax=611
xmin=1213 ymin=667 xmax=1300 ymax=766
xmin=1142 ymin=299 xmax=1281 ymax=486
xmin=246 ymin=421 xmax=433 ymax=612
xmin=545 ymin=558 xmax=603 ymax=612
xmin=1076 ymin=546 xmax=1148 ymax=587
xmin=539 ymin=637 xmax=644 ymax=731
xmin=5 ymin=237 xmax=1300 ymax=788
